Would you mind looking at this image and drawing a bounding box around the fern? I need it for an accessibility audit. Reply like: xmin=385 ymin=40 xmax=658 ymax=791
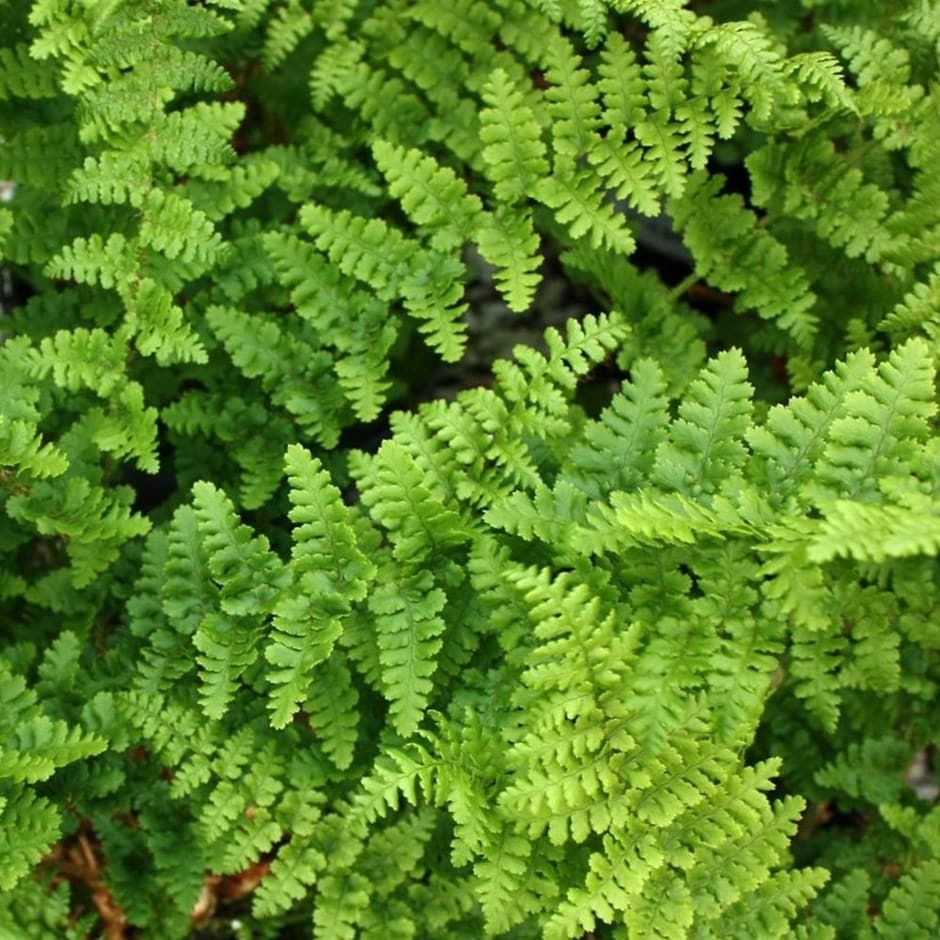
xmin=1 ymin=0 xmax=939 ymax=935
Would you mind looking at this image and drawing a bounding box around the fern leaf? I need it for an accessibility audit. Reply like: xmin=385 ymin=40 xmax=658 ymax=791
xmin=372 ymin=140 xmax=482 ymax=252
xmin=356 ymin=440 xmax=469 ymax=566
xmin=536 ymin=168 xmax=636 ymax=254
xmin=807 ymin=491 xmax=940 ymax=564
xmin=265 ymin=445 xmax=374 ymax=728
xmin=811 ymin=338 xmax=936 ymax=503
xmin=0 ymin=416 xmax=69 ymax=480
xmin=191 ymin=481 xmax=287 ymax=619
xmin=747 ymin=347 xmax=875 ymax=501
xmin=475 ymin=207 xmax=543 ymax=313
xmin=479 ymin=68 xmax=549 ymax=203
xmin=369 ymin=568 xmax=447 ymax=737
xmin=139 ymin=189 xmax=226 ymax=266
xmin=543 ymin=36 xmax=602 ymax=170
xmin=564 ymin=357 xmax=671 ymax=498
xmin=652 ymin=347 xmax=754 ymax=496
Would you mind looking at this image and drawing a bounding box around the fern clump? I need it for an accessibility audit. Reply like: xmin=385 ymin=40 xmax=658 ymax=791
xmin=0 ymin=0 xmax=938 ymax=937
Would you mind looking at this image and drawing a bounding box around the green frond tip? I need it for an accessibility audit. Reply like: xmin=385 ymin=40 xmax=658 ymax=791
xmin=807 ymin=493 xmax=940 ymax=564
xmin=189 ymin=481 xmax=288 ymax=718
xmin=264 ymin=445 xmax=375 ymax=729
xmin=652 ymin=347 xmax=754 ymax=496
xmin=479 ymin=68 xmax=549 ymax=204
xmin=372 ymin=140 xmax=482 ymax=252
xmin=370 ymin=568 xmax=447 ymax=738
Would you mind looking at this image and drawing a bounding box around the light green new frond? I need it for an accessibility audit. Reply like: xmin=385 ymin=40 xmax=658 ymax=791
xmin=29 ymin=327 xmax=126 ymax=396
xmin=611 ymin=0 xmax=698 ymax=51
xmin=543 ymin=36 xmax=602 ymax=169
xmin=785 ymin=51 xmax=858 ymax=114
xmin=0 ymin=791 xmax=61 ymax=892
xmin=474 ymin=207 xmax=542 ymax=312
xmin=0 ymin=416 xmax=69 ymax=481
xmin=265 ymin=445 xmax=374 ymax=728
xmin=544 ymin=830 xmax=666 ymax=940
xmin=747 ymin=347 xmax=876 ymax=501
xmin=535 ymin=168 xmax=636 ymax=255
xmin=811 ymin=338 xmax=936 ymax=503
xmin=479 ymin=68 xmax=549 ymax=203
xmin=879 ymin=263 xmax=940 ymax=347
xmin=369 ymin=568 xmax=447 ymax=737
xmin=191 ymin=481 xmax=287 ymax=620
xmin=474 ymin=828 xmax=539 ymax=935
xmin=564 ymin=358 xmax=670 ymax=498
xmin=124 ymin=278 xmax=208 ymax=365
xmin=694 ymin=18 xmax=790 ymax=125
xmin=807 ymin=491 xmax=940 ymax=564
xmin=45 ymin=232 xmax=133 ymax=289
xmin=64 ymin=150 xmax=150 ymax=207
xmin=570 ymin=488 xmax=758 ymax=555
xmin=139 ymin=189 xmax=226 ymax=267
xmin=355 ymin=440 xmax=469 ymax=566
xmin=704 ymin=868 xmax=833 ymax=940
xmin=652 ymin=348 xmax=754 ymax=496
xmin=372 ymin=141 xmax=482 ymax=252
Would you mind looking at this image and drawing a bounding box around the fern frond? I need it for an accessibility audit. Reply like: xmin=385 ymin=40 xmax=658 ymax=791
xmin=191 ymin=481 xmax=286 ymax=620
xmin=265 ymin=445 xmax=374 ymax=728
xmin=474 ymin=207 xmax=543 ymax=313
xmin=139 ymin=189 xmax=226 ymax=267
xmin=652 ymin=347 xmax=754 ymax=496
xmin=355 ymin=440 xmax=469 ymax=566
xmin=564 ymin=357 xmax=671 ymax=498
xmin=807 ymin=490 xmax=940 ymax=564
xmin=0 ymin=416 xmax=69 ymax=480
xmin=478 ymin=68 xmax=549 ymax=204
xmin=372 ymin=141 xmax=482 ymax=252
xmin=535 ymin=168 xmax=636 ymax=254
xmin=370 ymin=568 xmax=447 ymax=737
xmin=810 ymin=338 xmax=936 ymax=503
xmin=747 ymin=347 xmax=876 ymax=502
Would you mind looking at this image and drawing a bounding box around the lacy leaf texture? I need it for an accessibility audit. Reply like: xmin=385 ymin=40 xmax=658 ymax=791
xmin=0 ymin=0 xmax=938 ymax=937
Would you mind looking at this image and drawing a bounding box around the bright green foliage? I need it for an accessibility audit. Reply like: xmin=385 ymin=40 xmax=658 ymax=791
xmin=0 ymin=0 xmax=938 ymax=937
